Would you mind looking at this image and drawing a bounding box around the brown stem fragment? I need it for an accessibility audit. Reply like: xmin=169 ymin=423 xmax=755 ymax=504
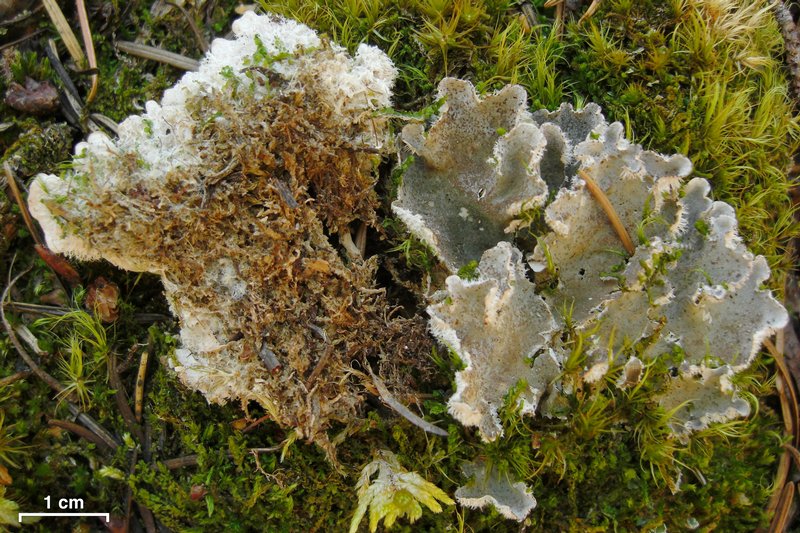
xmin=49 ymin=419 xmax=114 ymax=452
xmin=134 ymin=350 xmax=150 ymax=423
xmin=578 ymin=169 xmax=636 ymax=255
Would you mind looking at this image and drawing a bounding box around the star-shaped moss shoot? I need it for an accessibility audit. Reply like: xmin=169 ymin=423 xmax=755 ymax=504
xmin=27 ymin=12 xmax=431 ymax=456
xmin=350 ymin=451 xmax=453 ymax=533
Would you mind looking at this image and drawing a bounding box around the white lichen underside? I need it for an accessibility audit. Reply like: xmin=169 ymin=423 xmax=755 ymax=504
xmin=455 ymin=459 xmax=536 ymax=521
xmin=28 ymin=12 xmax=396 ymax=410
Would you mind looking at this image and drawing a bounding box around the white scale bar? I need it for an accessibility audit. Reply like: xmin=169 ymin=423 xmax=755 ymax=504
xmin=19 ymin=513 xmax=110 ymax=522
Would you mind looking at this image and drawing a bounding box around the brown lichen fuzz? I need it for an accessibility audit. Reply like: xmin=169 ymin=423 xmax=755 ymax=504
xmin=41 ymin=42 xmax=432 ymax=458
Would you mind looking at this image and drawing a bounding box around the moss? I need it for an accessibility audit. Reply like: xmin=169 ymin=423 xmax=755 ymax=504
xmin=1 ymin=123 xmax=73 ymax=178
xmin=563 ymin=0 xmax=799 ymax=292
xmin=0 ymin=0 xmax=794 ymax=531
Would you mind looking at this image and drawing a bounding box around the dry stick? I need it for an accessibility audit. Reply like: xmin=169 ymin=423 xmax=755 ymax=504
xmin=0 ymin=29 xmax=46 ymax=52
xmin=160 ymin=446 xmax=283 ymax=470
xmin=161 ymin=455 xmax=199 ymax=469
xmin=3 ymin=301 xmax=169 ymax=323
xmin=66 ymin=403 xmax=121 ymax=450
xmin=137 ymin=502 xmax=157 ymax=533
xmin=520 ymin=2 xmax=538 ymax=31
xmin=2 ymin=264 xmax=66 ymax=394
xmin=578 ymin=0 xmax=603 ymax=25
xmin=74 ymin=0 xmax=98 ymax=105
xmin=109 ymin=351 xmax=145 ymax=444
xmin=89 ymin=113 xmax=119 ymax=136
xmin=784 ymin=443 xmax=800 ymax=470
xmin=242 ymin=414 xmax=271 ymax=433
xmin=764 ymin=338 xmax=798 ymax=529
xmin=769 ymin=481 xmax=796 ymax=533
xmin=765 ymin=337 xmax=799 ymax=447
xmin=542 ymin=0 xmax=565 ymax=37
xmin=3 ymin=263 xmax=120 ymax=451
xmin=0 ymin=4 xmax=43 ymax=28
xmin=578 ymin=169 xmax=636 ymax=255
xmin=0 ymin=371 xmax=32 ymax=387
xmin=123 ymin=448 xmax=138 ymax=532
xmin=45 ymin=39 xmax=83 ymax=128
xmin=166 ymin=0 xmax=209 ymax=52
xmin=355 ymin=222 xmax=367 ymax=258
xmin=41 ymin=0 xmax=87 ymax=68
xmin=115 ymin=41 xmax=200 ymax=71
xmin=305 ymin=346 xmax=332 ymax=389
xmin=368 ymin=368 xmax=448 ymax=437
xmin=555 ymin=0 xmax=564 ymax=37
xmin=773 ymin=1 xmax=800 ymax=102
xmin=49 ymin=419 xmax=114 ymax=452
xmin=134 ymin=350 xmax=150 ymax=423
xmin=776 ymin=375 xmax=796 ymax=442
xmin=6 ymin=163 xmax=77 ymax=295
xmin=4 ymin=163 xmax=43 ymax=247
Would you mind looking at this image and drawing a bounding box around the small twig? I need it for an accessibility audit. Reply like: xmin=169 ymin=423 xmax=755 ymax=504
xmin=2 ymin=301 xmax=169 ymax=323
xmin=242 ymin=414 xmax=271 ymax=433
xmin=339 ymin=229 xmax=361 ymax=258
xmin=109 ymin=351 xmax=145 ymax=443
xmin=544 ymin=0 xmax=564 ymax=37
xmin=355 ymin=222 xmax=367 ymax=258
xmin=520 ymin=2 xmax=538 ymax=31
xmin=15 ymin=324 xmax=44 ymax=356
xmin=134 ymin=350 xmax=149 ymax=423
xmin=578 ymin=169 xmax=636 ymax=255
xmin=2 ymin=262 xmax=67 ymax=394
xmin=137 ymin=502 xmax=157 ymax=533
xmin=89 ymin=113 xmax=119 ymax=136
xmin=34 ymin=244 xmax=82 ymax=288
xmin=767 ymin=450 xmax=791 ymax=520
xmin=4 ymin=163 xmax=43 ymax=246
xmin=67 ymin=402 xmax=121 ymax=449
xmin=0 ymin=29 xmax=46 ymax=52
xmin=367 ymin=368 xmax=447 ymax=437
xmin=75 ymin=0 xmax=98 ymax=105
xmin=274 ymin=180 xmax=299 ymax=209
xmin=0 ymin=4 xmax=43 ymax=28
xmin=0 ymin=371 xmax=32 ymax=387
xmin=784 ymin=442 xmax=800 ymax=470
xmin=49 ymin=419 xmax=114 ymax=452
xmin=769 ymin=480 xmax=796 ymax=533
xmin=773 ymin=1 xmax=800 ymax=103
xmin=249 ymin=446 xmax=282 ymax=453
xmin=578 ymin=0 xmax=603 ymax=25
xmin=166 ymin=0 xmax=209 ymax=52
xmin=305 ymin=324 xmax=332 ymax=388
xmin=161 ymin=455 xmax=199 ymax=469
xmin=41 ymin=0 xmax=87 ymax=68
xmin=115 ymin=41 xmax=200 ymax=71
xmin=45 ymin=40 xmax=82 ymax=103
xmin=159 ymin=446 xmax=282 ymax=470
xmin=765 ymin=337 xmax=799 ymax=447
xmin=45 ymin=39 xmax=84 ymax=128
xmin=123 ymin=449 xmax=137 ymax=533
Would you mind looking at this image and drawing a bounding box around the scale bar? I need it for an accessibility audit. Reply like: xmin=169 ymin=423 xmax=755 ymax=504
xmin=19 ymin=513 xmax=110 ymax=522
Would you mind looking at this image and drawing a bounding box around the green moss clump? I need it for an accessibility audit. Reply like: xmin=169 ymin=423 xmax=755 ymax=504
xmin=0 ymin=0 xmax=794 ymax=531
xmin=564 ymin=0 xmax=799 ymax=291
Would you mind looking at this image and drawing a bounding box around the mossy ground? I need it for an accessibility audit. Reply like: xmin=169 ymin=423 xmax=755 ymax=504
xmin=0 ymin=0 xmax=796 ymax=531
